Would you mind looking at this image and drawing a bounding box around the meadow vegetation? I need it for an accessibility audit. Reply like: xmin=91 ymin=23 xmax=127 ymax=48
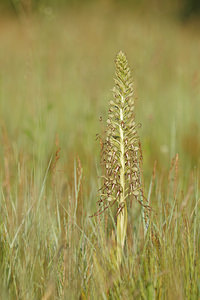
xmin=0 ymin=3 xmax=199 ymax=299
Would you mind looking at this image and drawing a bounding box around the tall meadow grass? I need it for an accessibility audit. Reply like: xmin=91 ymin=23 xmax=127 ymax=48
xmin=0 ymin=4 xmax=199 ymax=299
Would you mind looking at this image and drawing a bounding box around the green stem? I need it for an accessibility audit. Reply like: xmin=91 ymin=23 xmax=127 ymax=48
xmin=117 ymin=98 xmax=127 ymax=265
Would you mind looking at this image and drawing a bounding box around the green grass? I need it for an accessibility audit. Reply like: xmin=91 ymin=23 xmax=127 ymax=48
xmin=0 ymin=4 xmax=199 ymax=299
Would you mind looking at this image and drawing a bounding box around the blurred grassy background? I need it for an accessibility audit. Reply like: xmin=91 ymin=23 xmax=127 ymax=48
xmin=0 ymin=1 xmax=199 ymax=298
xmin=0 ymin=0 xmax=199 ymax=180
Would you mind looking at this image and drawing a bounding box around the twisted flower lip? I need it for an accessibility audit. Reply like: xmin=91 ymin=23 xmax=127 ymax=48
xmin=100 ymin=51 xmax=142 ymax=212
xmin=92 ymin=51 xmax=144 ymax=221
xmin=90 ymin=51 xmax=150 ymax=265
